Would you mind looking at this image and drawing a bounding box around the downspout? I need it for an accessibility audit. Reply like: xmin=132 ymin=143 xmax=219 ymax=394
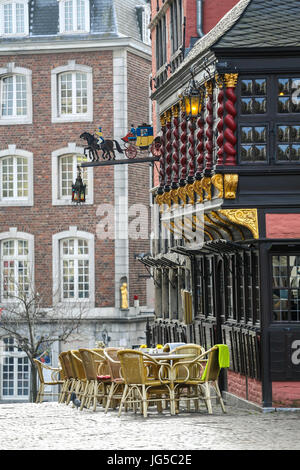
xmin=196 ymin=0 xmax=204 ymax=37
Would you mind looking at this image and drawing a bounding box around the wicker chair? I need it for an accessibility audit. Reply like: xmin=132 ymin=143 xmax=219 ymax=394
xmin=69 ymin=350 xmax=87 ymax=406
xmin=58 ymin=351 xmax=76 ymax=404
xmin=103 ymin=348 xmax=125 ymax=413
xmin=78 ymin=348 xmax=111 ymax=411
xmin=33 ymin=359 xmax=63 ymax=403
xmin=174 ymin=345 xmax=228 ymax=414
xmin=117 ymin=349 xmax=173 ymax=418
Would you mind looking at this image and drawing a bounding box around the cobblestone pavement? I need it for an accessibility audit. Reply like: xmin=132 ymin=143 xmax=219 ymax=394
xmin=0 ymin=401 xmax=300 ymax=451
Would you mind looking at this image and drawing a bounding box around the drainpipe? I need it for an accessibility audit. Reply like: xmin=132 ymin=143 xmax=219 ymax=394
xmin=196 ymin=0 xmax=204 ymax=37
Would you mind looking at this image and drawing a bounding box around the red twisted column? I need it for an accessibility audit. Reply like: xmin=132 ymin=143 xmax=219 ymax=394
xmin=164 ymin=109 xmax=172 ymax=191
xmin=171 ymin=104 xmax=180 ymax=188
xmin=195 ymin=111 xmax=205 ymax=179
xmin=224 ymin=73 xmax=238 ymax=166
xmin=216 ymin=79 xmax=225 ymax=167
xmin=204 ymin=81 xmax=213 ymax=175
xmin=187 ymin=117 xmax=196 ymax=183
xmin=158 ymin=113 xmax=166 ymax=194
xmin=179 ymin=107 xmax=188 ymax=186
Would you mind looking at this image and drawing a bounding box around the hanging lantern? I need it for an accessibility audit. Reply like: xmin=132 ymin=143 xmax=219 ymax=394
xmin=72 ymin=165 xmax=86 ymax=204
xmin=182 ymin=78 xmax=204 ymax=119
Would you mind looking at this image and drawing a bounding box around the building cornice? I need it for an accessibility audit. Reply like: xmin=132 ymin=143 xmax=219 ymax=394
xmin=0 ymin=36 xmax=151 ymax=59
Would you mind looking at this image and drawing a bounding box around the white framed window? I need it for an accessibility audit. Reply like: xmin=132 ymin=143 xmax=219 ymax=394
xmin=0 ymin=0 xmax=29 ymax=37
xmin=0 ymin=63 xmax=32 ymax=125
xmin=142 ymin=4 xmax=151 ymax=45
xmin=0 ymin=229 xmax=34 ymax=302
xmin=0 ymin=336 xmax=30 ymax=400
xmin=0 ymin=145 xmax=33 ymax=206
xmin=51 ymin=61 xmax=93 ymax=123
xmin=58 ymin=0 xmax=90 ymax=34
xmin=52 ymin=227 xmax=95 ymax=305
xmin=52 ymin=143 xmax=93 ymax=205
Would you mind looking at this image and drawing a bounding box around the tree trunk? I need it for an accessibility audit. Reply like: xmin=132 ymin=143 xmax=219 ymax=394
xmin=30 ymin=363 xmax=38 ymax=403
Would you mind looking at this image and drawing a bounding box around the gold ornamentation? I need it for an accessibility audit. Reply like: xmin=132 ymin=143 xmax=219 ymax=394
xmin=224 ymin=174 xmax=239 ymax=199
xmin=155 ymin=194 xmax=165 ymax=212
xmin=185 ymin=184 xmax=195 ymax=205
xmin=193 ymin=179 xmax=203 ymax=203
xmin=212 ymin=210 xmax=245 ymax=240
xmin=165 ymin=109 xmax=172 ymax=123
xmin=170 ymin=188 xmax=179 ymax=206
xmin=163 ymin=190 xmax=172 ymax=210
xmin=160 ymin=113 xmax=166 ymax=126
xmin=177 ymin=185 xmax=187 ymax=205
xmin=205 ymin=80 xmax=213 ymax=96
xmin=215 ymin=74 xmax=224 ymax=89
xmin=211 ymin=174 xmax=224 ymax=199
xmin=201 ymin=177 xmax=212 ymax=201
xmin=120 ymin=282 xmax=128 ymax=309
xmin=219 ymin=209 xmax=259 ymax=239
xmin=224 ymin=73 xmax=239 ymax=88
xmin=172 ymin=104 xmax=179 ymax=118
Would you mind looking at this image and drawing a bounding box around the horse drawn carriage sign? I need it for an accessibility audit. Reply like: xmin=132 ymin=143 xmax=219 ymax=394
xmin=79 ymin=124 xmax=162 ymax=167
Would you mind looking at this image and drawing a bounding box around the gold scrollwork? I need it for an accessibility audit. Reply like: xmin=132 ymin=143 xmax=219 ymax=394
xmin=172 ymin=104 xmax=180 ymax=118
xmin=155 ymin=193 xmax=165 ymax=213
xmin=177 ymin=185 xmax=187 ymax=205
xmin=219 ymin=209 xmax=259 ymax=239
xmin=163 ymin=190 xmax=172 ymax=210
xmin=160 ymin=113 xmax=167 ymax=126
xmin=205 ymin=80 xmax=213 ymax=96
xmin=165 ymin=109 xmax=172 ymax=123
xmin=201 ymin=177 xmax=212 ymax=201
xmin=185 ymin=184 xmax=195 ymax=205
xmin=170 ymin=188 xmax=179 ymax=206
xmin=224 ymin=174 xmax=239 ymax=199
xmin=224 ymin=73 xmax=239 ymax=88
xmin=211 ymin=174 xmax=224 ymax=199
xmin=193 ymin=179 xmax=203 ymax=203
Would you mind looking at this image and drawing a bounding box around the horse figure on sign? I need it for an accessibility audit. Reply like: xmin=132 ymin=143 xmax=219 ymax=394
xmin=80 ymin=132 xmax=124 ymax=161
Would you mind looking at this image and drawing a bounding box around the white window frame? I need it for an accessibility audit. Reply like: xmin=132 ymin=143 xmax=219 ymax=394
xmin=0 ymin=228 xmax=34 ymax=303
xmin=58 ymin=0 xmax=90 ymax=34
xmin=142 ymin=4 xmax=151 ymax=45
xmin=0 ymin=63 xmax=32 ymax=125
xmin=51 ymin=61 xmax=93 ymax=123
xmin=0 ymin=336 xmax=30 ymax=400
xmin=0 ymin=145 xmax=33 ymax=206
xmin=52 ymin=227 xmax=95 ymax=306
xmin=0 ymin=0 xmax=29 ymax=37
xmin=52 ymin=143 xmax=93 ymax=205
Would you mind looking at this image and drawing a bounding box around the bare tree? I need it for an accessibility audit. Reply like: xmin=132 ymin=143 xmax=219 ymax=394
xmin=0 ymin=278 xmax=87 ymax=402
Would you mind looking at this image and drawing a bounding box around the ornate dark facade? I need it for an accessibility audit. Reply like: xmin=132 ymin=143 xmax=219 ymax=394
xmin=147 ymin=0 xmax=300 ymax=408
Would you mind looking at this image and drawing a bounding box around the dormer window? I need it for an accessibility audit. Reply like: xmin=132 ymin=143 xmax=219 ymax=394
xmin=0 ymin=0 xmax=29 ymax=36
xmin=58 ymin=0 xmax=90 ymax=34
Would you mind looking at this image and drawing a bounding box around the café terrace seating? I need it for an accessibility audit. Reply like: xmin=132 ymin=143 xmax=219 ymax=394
xmin=34 ymin=343 xmax=230 ymax=417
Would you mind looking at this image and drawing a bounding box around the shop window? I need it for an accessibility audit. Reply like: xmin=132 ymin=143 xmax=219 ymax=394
xmin=272 ymin=254 xmax=300 ymax=322
xmin=238 ymin=75 xmax=300 ymax=164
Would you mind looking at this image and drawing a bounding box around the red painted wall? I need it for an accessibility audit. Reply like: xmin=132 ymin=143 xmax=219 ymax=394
xmin=266 ymin=214 xmax=300 ymax=239
xmin=227 ymin=371 xmax=262 ymax=405
xmin=203 ymin=0 xmax=241 ymax=34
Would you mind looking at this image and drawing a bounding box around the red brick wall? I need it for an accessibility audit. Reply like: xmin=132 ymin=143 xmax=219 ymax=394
xmin=0 ymin=49 xmax=151 ymax=309
xmin=272 ymin=382 xmax=300 ymax=408
xmin=227 ymin=371 xmax=263 ymax=405
xmin=127 ymin=52 xmax=152 ymax=306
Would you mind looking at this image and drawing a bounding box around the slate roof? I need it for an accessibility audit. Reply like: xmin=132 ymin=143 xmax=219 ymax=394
xmin=214 ymin=0 xmax=300 ymax=49
xmin=4 ymin=0 xmax=148 ymax=42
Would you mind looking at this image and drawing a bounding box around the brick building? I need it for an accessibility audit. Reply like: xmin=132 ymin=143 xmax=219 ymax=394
xmin=146 ymin=0 xmax=300 ymax=409
xmin=0 ymin=0 xmax=153 ymax=401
